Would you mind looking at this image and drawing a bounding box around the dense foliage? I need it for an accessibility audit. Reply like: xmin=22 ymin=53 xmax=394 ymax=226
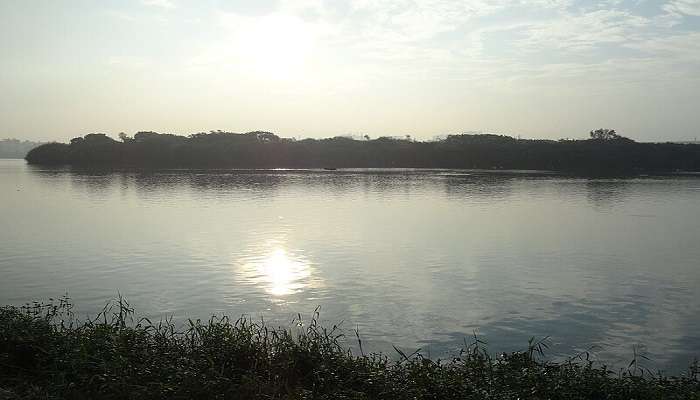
xmin=24 ymin=130 xmax=700 ymax=175
xmin=1 ymin=298 xmax=698 ymax=399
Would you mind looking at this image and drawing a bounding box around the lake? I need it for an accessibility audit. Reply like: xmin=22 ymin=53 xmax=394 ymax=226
xmin=1 ymin=159 xmax=699 ymax=372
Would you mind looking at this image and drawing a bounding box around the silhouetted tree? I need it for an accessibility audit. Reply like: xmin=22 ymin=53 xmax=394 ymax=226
xmin=25 ymin=142 xmax=69 ymax=164
xmin=590 ymin=129 xmax=621 ymax=141
xmin=24 ymin=130 xmax=700 ymax=175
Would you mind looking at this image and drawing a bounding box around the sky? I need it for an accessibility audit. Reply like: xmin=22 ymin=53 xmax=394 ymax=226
xmin=1 ymin=0 xmax=699 ymax=142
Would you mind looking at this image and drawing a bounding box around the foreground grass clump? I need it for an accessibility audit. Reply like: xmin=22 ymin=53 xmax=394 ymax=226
xmin=1 ymin=298 xmax=698 ymax=399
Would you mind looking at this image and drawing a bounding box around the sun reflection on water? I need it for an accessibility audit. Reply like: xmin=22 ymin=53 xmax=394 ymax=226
xmin=242 ymin=247 xmax=313 ymax=296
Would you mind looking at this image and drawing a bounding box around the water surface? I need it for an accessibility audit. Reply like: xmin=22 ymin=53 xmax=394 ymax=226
xmin=1 ymin=159 xmax=699 ymax=372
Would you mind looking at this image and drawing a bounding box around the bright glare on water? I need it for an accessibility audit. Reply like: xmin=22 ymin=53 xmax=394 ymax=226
xmin=1 ymin=159 xmax=699 ymax=372
xmin=241 ymin=247 xmax=315 ymax=297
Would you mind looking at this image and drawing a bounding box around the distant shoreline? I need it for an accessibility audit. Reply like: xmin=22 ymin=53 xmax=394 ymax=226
xmin=25 ymin=131 xmax=700 ymax=176
xmin=0 ymin=138 xmax=45 ymax=159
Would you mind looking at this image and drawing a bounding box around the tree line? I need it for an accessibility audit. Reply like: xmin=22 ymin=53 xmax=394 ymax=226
xmin=24 ymin=130 xmax=700 ymax=175
xmin=0 ymin=139 xmax=45 ymax=159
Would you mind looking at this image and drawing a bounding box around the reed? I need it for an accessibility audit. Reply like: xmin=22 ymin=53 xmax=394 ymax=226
xmin=1 ymin=296 xmax=698 ymax=399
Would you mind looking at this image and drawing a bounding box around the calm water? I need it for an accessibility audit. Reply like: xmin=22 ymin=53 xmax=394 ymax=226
xmin=1 ymin=159 xmax=699 ymax=372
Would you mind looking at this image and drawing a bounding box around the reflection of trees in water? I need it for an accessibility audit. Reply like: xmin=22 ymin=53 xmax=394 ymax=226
xmin=28 ymin=167 xmax=402 ymax=199
xmin=259 ymin=172 xmax=358 ymax=194
xmin=442 ymin=173 xmax=515 ymax=203
xmin=186 ymin=172 xmax=285 ymax=191
xmin=26 ymin=164 xmax=71 ymax=176
xmin=358 ymin=171 xmax=440 ymax=197
xmin=585 ymin=180 xmax=631 ymax=210
xmin=25 ymin=164 xmax=71 ymax=190
xmin=68 ymin=169 xmax=120 ymax=197
xmin=30 ymin=167 xmax=288 ymax=199
xmin=31 ymin=168 xmax=639 ymax=211
xmin=128 ymin=171 xmax=287 ymax=201
xmin=30 ymin=167 xmax=527 ymax=201
xmin=132 ymin=169 xmax=442 ymax=199
xmin=30 ymin=166 xmax=127 ymax=197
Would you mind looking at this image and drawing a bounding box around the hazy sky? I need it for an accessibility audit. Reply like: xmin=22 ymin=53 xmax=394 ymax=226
xmin=1 ymin=0 xmax=699 ymax=142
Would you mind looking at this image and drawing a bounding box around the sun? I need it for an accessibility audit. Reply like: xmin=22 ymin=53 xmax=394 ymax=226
xmin=236 ymin=15 xmax=314 ymax=80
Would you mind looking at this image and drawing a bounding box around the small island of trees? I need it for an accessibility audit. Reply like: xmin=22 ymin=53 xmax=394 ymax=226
xmin=25 ymin=129 xmax=700 ymax=175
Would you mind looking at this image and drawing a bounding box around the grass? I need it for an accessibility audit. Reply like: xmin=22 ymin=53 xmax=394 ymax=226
xmin=1 ymin=296 xmax=698 ymax=399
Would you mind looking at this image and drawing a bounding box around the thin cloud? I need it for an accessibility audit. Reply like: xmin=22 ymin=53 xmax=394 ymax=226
xmin=663 ymin=0 xmax=700 ymax=16
xmin=515 ymin=9 xmax=650 ymax=53
xmin=141 ymin=0 xmax=176 ymax=9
